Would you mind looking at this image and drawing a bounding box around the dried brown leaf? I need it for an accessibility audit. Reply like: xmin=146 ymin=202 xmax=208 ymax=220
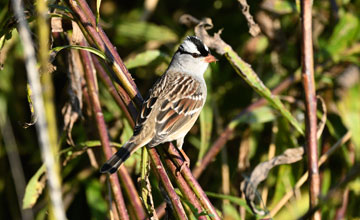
xmin=240 ymin=147 xmax=304 ymax=215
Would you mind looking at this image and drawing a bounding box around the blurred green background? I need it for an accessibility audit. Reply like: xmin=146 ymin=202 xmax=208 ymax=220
xmin=0 ymin=0 xmax=359 ymax=219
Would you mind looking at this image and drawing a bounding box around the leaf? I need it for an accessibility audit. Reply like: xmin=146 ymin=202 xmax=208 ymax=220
xmin=22 ymin=165 xmax=46 ymax=209
xmin=224 ymin=46 xmax=304 ymax=135
xmin=337 ymin=84 xmax=360 ymax=157
xmin=21 ymin=84 xmax=38 ymax=128
xmin=326 ymin=12 xmax=360 ymax=62
xmin=85 ymin=179 xmax=107 ymax=219
xmin=115 ymin=21 xmax=178 ymax=45
xmin=96 ymin=0 xmax=101 ymax=31
xmin=50 ymin=45 xmax=107 ymax=62
xmin=205 ymin=191 xmax=253 ymax=214
xmin=198 ymin=67 xmax=213 ymax=161
xmin=240 ymin=147 xmax=304 ymax=215
xmin=180 ymin=197 xmax=212 ymax=218
xmin=223 ymin=203 xmax=241 ymax=220
xmin=261 ymin=0 xmax=298 ymax=15
xmin=229 ymin=106 xmax=276 ymax=129
xmin=125 ymin=50 xmax=166 ymax=69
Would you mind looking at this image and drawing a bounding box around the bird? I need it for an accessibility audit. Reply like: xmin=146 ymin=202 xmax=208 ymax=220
xmin=100 ymin=36 xmax=217 ymax=174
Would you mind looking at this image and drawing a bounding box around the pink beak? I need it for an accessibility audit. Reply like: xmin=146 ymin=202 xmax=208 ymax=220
xmin=204 ymin=54 xmax=217 ymax=63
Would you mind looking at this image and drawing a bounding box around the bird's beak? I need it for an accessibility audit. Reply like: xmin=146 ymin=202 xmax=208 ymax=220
xmin=204 ymin=54 xmax=217 ymax=63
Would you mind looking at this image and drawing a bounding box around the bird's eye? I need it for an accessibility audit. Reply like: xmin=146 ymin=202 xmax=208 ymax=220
xmin=191 ymin=53 xmax=201 ymax=58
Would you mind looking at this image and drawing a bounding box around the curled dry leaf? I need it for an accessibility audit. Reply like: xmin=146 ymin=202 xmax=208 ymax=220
xmin=240 ymin=147 xmax=304 ymax=215
xmin=61 ymin=22 xmax=85 ymax=146
xmin=237 ymin=0 xmax=261 ymax=36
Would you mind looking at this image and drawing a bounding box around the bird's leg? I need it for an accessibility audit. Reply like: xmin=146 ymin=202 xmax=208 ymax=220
xmin=175 ymin=137 xmax=190 ymax=174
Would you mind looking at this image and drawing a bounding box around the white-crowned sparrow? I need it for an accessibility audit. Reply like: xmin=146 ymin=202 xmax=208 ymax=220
xmin=101 ymin=36 xmax=216 ymax=174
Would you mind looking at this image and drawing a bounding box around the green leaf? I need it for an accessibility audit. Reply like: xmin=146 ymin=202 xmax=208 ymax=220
xmin=224 ymin=46 xmax=304 ymax=135
xmin=115 ymin=21 xmax=178 ymax=45
xmin=326 ymin=12 xmax=360 ymax=62
xmin=261 ymin=0 xmax=298 ymax=15
xmin=206 ymin=191 xmax=253 ymax=214
xmin=125 ymin=50 xmax=167 ymax=69
xmin=85 ymin=179 xmax=107 ymax=219
xmin=50 ymin=45 xmax=107 ymax=62
xmin=229 ymin=106 xmax=276 ymax=129
xmin=223 ymin=203 xmax=241 ymax=220
xmin=23 ymin=165 xmax=46 ymax=209
xmin=198 ymin=68 xmax=213 ymax=161
xmin=96 ymin=0 xmax=102 ymax=31
xmin=337 ymin=84 xmax=360 ymax=157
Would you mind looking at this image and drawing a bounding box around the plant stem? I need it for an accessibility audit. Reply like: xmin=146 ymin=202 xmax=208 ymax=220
xmin=12 ymin=0 xmax=67 ymax=218
xmin=148 ymin=148 xmax=188 ymax=219
xmin=166 ymin=144 xmax=221 ymax=220
xmin=300 ymin=1 xmax=321 ymax=219
xmin=80 ymin=45 xmax=129 ymax=220
xmin=93 ymin=56 xmax=137 ymax=126
xmin=67 ymin=0 xmax=143 ymax=106
xmin=158 ymin=147 xmax=207 ymax=220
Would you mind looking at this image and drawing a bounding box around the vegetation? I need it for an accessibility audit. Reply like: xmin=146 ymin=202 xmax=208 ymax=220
xmin=0 ymin=0 xmax=359 ymax=219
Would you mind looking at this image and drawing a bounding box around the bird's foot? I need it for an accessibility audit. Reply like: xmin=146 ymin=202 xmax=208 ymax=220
xmin=175 ymin=148 xmax=190 ymax=176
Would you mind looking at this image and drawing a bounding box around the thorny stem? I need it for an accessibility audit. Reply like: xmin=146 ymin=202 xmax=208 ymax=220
xmin=80 ymin=45 xmax=129 ymax=220
xmin=300 ymin=1 xmax=321 ymax=219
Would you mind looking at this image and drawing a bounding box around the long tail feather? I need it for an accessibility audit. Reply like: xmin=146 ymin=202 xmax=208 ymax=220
xmin=100 ymin=142 xmax=134 ymax=174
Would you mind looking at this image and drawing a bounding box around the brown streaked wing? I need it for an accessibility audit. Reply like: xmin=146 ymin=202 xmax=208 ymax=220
xmin=151 ymin=74 xmax=205 ymax=145
xmin=132 ymin=74 xmax=169 ymax=136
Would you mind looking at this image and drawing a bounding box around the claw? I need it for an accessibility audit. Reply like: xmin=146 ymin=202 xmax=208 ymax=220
xmin=175 ymin=148 xmax=190 ymax=176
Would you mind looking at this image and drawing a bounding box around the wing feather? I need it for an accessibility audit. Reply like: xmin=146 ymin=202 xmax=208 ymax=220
xmin=133 ymin=72 xmax=205 ymax=148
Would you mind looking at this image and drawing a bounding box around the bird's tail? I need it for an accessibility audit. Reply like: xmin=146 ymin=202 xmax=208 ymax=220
xmin=100 ymin=142 xmax=135 ymax=174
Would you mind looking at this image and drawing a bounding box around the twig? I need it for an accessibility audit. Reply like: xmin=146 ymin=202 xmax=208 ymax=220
xmin=11 ymin=0 xmax=66 ymax=219
xmin=300 ymin=1 xmax=321 ymax=219
xmin=80 ymin=44 xmax=129 ymax=219
xmin=237 ymin=0 xmax=261 ymax=36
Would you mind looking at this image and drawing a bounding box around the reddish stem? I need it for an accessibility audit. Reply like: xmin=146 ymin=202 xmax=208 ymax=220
xmin=80 ymin=46 xmax=129 ymax=220
xmin=158 ymin=147 xmax=207 ymax=220
xmin=92 ymin=56 xmax=137 ymax=126
xmin=148 ymin=148 xmax=188 ymax=219
xmin=166 ymin=144 xmax=221 ymax=220
xmin=70 ymin=0 xmax=143 ymax=106
xmin=300 ymin=1 xmax=320 ymax=219
xmin=118 ymin=166 xmax=147 ymax=220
